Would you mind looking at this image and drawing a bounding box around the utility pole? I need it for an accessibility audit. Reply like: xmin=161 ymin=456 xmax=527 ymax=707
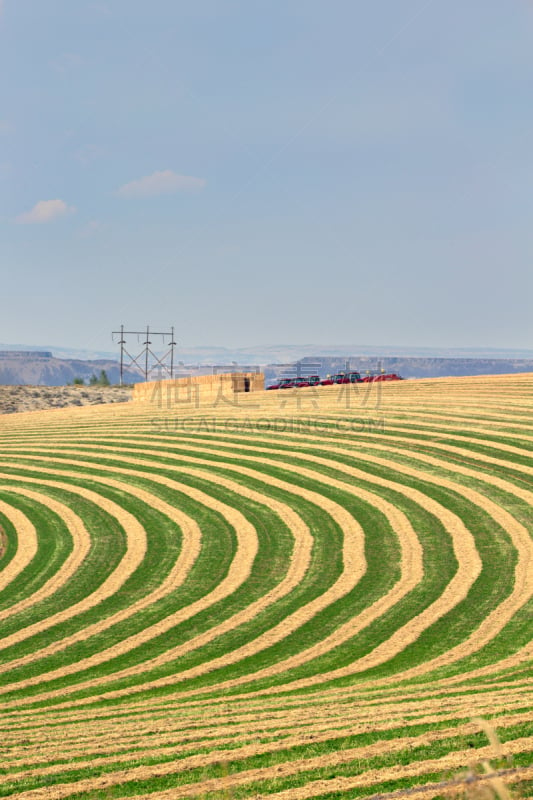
xmin=118 ymin=324 xmax=125 ymax=386
xmin=144 ymin=325 xmax=151 ymax=382
xmin=170 ymin=326 xmax=176 ymax=378
xmin=112 ymin=326 xmax=177 ymax=383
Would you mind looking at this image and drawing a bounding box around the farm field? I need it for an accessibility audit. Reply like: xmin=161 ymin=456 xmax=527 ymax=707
xmin=0 ymin=373 xmax=532 ymax=800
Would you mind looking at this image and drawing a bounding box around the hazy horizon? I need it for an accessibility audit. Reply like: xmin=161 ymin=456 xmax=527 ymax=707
xmin=1 ymin=340 xmax=533 ymax=365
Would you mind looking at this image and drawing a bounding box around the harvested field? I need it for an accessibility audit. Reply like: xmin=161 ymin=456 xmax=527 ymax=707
xmin=0 ymin=372 xmax=531 ymax=799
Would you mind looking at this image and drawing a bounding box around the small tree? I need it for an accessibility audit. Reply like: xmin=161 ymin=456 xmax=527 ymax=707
xmin=72 ymin=377 xmax=84 ymax=386
xmin=88 ymin=370 xmax=110 ymax=387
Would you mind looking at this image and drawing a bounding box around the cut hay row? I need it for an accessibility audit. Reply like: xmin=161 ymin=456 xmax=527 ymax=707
xmin=3 ymin=670 xmax=532 ymax=734
xmin=0 ymin=443 xmax=471 ymax=696
xmin=3 ymin=395 xmax=533 ymax=441
xmin=0 ymin=487 xmax=92 ymax=624
xmin=2 ymin=692 xmax=531 ymax=770
xmin=0 ymin=501 xmax=37 ymax=593
xmin=0 ymin=459 xmax=312 ymax=696
xmin=0 ymin=373 xmax=531 ymax=799
xmin=2 ymin=431 xmax=527 ymax=698
xmin=1 ymin=713 xmax=532 ymax=793
xmin=0 ymin=695 xmax=531 ymax=797
xmin=3 ymin=682 xmax=531 ymax=784
xmin=0 ymin=447 xmax=451 ymax=702
xmin=2 ymin=729 xmax=532 ymax=800
xmin=0 ymin=438 xmax=524 ymax=664
xmin=6 ymin=404 xmax=531 ymax=477
xmin=0 ymin=470 xmax=264 ymax=677
xmin=0 ymin=450 xmax=409 ymax=688
xmin=0 ymin=478 xmax=146 ymax=643
xmin=0 ymin=462 xmax=524 ymax=700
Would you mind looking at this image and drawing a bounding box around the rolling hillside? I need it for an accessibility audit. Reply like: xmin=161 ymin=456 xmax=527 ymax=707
xmin=0 ymin=373 xmax=531 ymax=799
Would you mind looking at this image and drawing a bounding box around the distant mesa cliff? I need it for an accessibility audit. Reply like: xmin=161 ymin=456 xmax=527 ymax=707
xmin=0 ymin=351 xmax=141 ymax=386
xmin=265 ymin=356 xmax=533 ymax=381
xmin=0 ymin=351 xmax=53 ymax=359
xmin=1 ymin=350 xmax=532 ymax=386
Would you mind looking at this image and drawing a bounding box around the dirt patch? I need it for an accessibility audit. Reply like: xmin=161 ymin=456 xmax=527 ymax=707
xmin=0 ymin=385 xmax=132 ymax=414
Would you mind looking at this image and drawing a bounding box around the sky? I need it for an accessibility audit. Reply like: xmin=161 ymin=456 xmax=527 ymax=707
xmin=1 ymin=1 xmax=532 ymax=354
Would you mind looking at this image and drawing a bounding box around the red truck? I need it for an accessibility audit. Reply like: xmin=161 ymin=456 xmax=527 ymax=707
xmin=320 ymin=372 xmax=363 ymax=386
xmin=267 ymin=372 xmax=402 ymax=389
xmin=295 ymin=375 xmax=321 ymax=387
xmin=361 ymin=373 xmax=403 ymax=383
xmin=267 ymin=375 xmax=322 ymax=389
xmin=266 ymin=377 xmax=295 ymax=390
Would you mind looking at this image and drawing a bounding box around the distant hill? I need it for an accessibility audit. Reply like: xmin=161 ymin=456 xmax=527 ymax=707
xmin=0 ymin=351 xmax=142 ymax=386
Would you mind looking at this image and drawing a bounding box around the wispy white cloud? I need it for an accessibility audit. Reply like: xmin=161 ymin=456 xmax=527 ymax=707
xmin=117 ymin=170 xmax=206 ymax=198
xmin=16 ymin=199 xmax=76 ymax=224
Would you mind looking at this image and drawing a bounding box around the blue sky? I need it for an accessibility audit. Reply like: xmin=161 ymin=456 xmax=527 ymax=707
xmin=1 ymin=1 xmax=532 ymax=353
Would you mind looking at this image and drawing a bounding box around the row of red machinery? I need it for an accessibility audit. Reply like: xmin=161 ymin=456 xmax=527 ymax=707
xmin=266 ymin=371 xmax=403 ymax=390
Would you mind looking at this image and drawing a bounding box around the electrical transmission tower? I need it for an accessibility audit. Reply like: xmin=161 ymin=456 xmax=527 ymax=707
xmin=112 ymin=325 xmax=177 ymax=385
